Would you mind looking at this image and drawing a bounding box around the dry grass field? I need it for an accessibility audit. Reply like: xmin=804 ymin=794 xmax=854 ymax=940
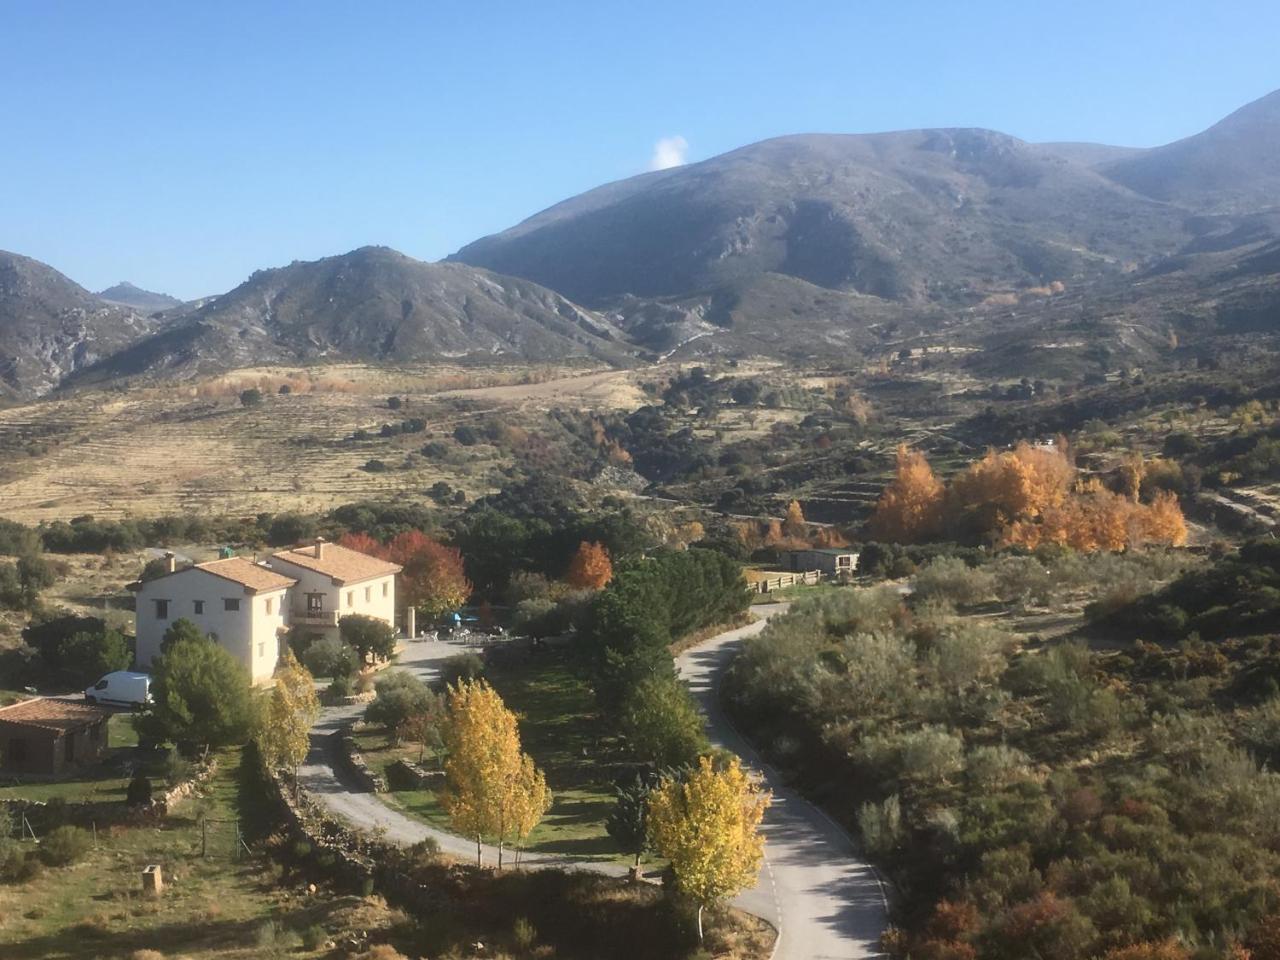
xmin=0 ymin=363 xmax=657 ymax=525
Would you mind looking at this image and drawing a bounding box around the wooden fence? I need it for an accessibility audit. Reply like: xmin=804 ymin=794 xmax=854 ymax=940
xmin=747 ymin=570 xmax=821 ymax=594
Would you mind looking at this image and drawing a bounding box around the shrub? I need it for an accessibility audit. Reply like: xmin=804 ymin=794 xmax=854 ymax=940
xmin=302 ymin=635 xmax=358 ymax=679
xmin=513 ymin=916 xmax=538 ymax=951
xmin=126 ymin=772 xmax=154 ymax=807
xmin=365 ymin=671 xmax=437 ymax=743
xmin=438 ymin=652 xmax=485 ymax=688
xmin=39 ymin=826 xmax=91 ymax=866
xmin=913 ymin=557 xmax=996 ymax=607
xmin=239 ymin=388 xmax=263 ymax=407
xmin=857 ymin=794 xmax=902 ymax=858
xmin=328 ymin=672 xmax=354 ymax=698
xmin=164 ymin=749 xmax=195 ymax=786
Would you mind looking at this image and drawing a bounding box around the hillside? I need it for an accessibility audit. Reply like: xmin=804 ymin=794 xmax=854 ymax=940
xmin=96 ymin=281 xmax=183 ymax=311
xmin=0 ymin=251 xmax=160 ymax=400
xmin=451 ymin=128 xmax=1191 ymax=309
xmin=68 ymin=246 xmax=635 ymax=386
xmin=1101 ymin=88 xmax=1280 ymax=213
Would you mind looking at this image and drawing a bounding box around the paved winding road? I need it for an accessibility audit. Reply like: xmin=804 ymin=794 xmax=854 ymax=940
xmin=301 ymin=610 xmax=887 ymax=958
xmin=678 ymin=608 xmax=888 ymax=959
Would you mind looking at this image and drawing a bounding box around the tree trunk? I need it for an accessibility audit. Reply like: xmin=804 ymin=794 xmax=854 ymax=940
xmin=497 ymin=840 xmax=504 ymax=872
xmin=476 ymin=835 xmax=482 ymax=867
xmin=696 ymin=904 xmax=704 ymax=943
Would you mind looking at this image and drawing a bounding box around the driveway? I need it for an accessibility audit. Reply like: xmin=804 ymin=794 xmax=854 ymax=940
xmin=297 ymin=635 xmax=626 ymax=873
xmin=677 ymin=606 xmax=889 ymax=959
xmin=301 ymin=612 xmax=888 ymax=957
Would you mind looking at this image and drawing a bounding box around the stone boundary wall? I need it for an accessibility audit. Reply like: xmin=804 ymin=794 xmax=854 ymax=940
xmin=1 ymin=757 xmax=217 ymax=832
xmin=334 ymin=725 xmax=388 ymax=793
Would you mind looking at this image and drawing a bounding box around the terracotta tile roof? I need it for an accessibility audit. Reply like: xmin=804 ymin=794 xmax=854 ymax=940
xmin=0 ymin=698 xmax=113 ymax=732
xmin=195 ymin=557 xmax=296 ymax=593
xmin=270 ymin=542 xmax=402 ymax=585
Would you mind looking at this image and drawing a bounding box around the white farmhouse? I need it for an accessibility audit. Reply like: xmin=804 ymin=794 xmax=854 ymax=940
xmin=134 ymin=556 xmax=297 ymax=684
xmin=268 ymin=539 xmax=402 ymax=643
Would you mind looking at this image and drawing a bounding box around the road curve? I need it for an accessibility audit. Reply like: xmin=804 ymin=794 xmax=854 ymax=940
xmin=677 ymin=607 xmax=889 ymax=960
xmin=300 ymin=616 xmax=888 ymax=955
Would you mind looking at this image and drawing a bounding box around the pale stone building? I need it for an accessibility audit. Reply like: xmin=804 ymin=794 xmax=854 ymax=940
xmin=134 ymin=556 xmax=296 ymax=684
xmin=268 ymin=539 xmax=402 ymax=643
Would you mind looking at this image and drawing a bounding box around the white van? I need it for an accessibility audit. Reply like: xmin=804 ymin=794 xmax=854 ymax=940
xmin=84 ymin=671 xmax=152 ymax=708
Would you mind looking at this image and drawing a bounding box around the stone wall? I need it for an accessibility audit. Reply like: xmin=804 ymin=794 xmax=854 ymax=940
xmin=0 ymin=757 xmax=217 ymax=832
xmin=335 ymin=726 xmax=388 ymax=793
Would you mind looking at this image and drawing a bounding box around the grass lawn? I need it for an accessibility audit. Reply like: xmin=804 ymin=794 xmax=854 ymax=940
xmin=357 ymin=647 xmax=644 ymax=865
xmin=0 ymin=746 xmax=407 ymax=959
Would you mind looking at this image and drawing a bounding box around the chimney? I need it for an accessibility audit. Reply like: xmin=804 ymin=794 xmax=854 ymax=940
xmin=313 ymin=537 xmax=326 ymax=559
xmin=164 ymin=552 xmax=177 ymax=574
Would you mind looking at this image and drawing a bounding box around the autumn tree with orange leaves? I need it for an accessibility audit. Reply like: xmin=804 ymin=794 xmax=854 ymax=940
xmin=340 ymin=530 xmax=471 ymax=619
xmin=565 ymin=540 xmax=613 ymax=590
xmin=869 ymin=445 xmax=944 ymax=543
xmin=869 ymin=443 xmax=1186 ymax=552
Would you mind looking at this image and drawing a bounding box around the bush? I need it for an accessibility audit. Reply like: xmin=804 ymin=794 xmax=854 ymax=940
xmin=913 ymin=556 xmax=996 ymax=607
xmin=239 ymin=388 xmax=263 ymax=407
xmin=302 ymin=635 xmax=358 ymax=679
xmin=126 ymin=772 xmax=154 ymax=806
xmin=438 ymin=652 xmax=485 ymax=688
xmin=39 ymin=826 xmax=91 ymax=866
xmin=328 ymin=672 xmax=354 ymax=698
xmin=164 ymin=749 xmax=195 ymax=786
xmin=365 ymin=671 xmax=437 ymax=742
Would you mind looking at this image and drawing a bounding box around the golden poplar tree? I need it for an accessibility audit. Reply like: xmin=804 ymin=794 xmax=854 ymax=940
xmin=257 ymin=651 xmax=320 ymax=797
xmin=441 ymin=679 xmax=550 ymax=868
xmin=782 ymin=499 xmax=807 ymax=539
xmin=565 ymin=541 xmax=613 ymax=590
xmin=647 ymin=756 xmax=772 ymax=941
xmin=869 ymin=445 xmax=944 ymax=543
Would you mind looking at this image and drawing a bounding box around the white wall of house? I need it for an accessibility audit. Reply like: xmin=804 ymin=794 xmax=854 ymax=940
xmin=134 ymin=571 xmax=290 ymax=684
xmin=267 ymin=559 xmax=397 ymax=633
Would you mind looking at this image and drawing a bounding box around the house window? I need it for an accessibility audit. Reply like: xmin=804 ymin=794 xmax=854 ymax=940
xmin=382 ymin=582 xmax=388 ymax=597
xmin=224 ymin=598 xmax=240 ymax=612
xmin=364 ymin=586 xmax=371 ymax=602
xmin=307 ymin=593 xmax=324 ymax=613
xmin=347 ymin=591 xmax=354 ymax=607
xmin=257 ymin=642 xmax=265 ymax=658
xmin=154 ymin=599 xmax=169 ymax=620
xmin=193 ymin=600 xmax=204 ymax=615
xmin=265 ymin=597 xmax=274 ymax=615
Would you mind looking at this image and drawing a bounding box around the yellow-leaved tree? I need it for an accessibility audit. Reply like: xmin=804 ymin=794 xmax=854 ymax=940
xmin=505 ymin=754 xmax=552 ymax=867
xmin=441 ymin=679 xmax=551 ymax=868
xmin=257 ymin=650 xmax=320 ymax=798
xmin=647 ymin=755 xmax=772 ymax=942
xmin=869 ymin=445 xmax=944 ymax=543
xmin=782 ymin=499 xmax=807 ymax=539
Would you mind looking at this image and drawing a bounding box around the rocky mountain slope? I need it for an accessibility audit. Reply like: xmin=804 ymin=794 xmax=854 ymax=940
xmin=450 ymin=128 xmax=1190 ymax=309
xmin=1100 ymin=89 xmax=1280 ymax=214
xmin=69 ymin=246 xmax=633 ymax=386
xmin=451 ymin=90 xmax=1280 ymax=359
xmin=96 ymin=281 xmax=183 ymax=312
xmin=0 ymin=251 xmax=161 ymax=399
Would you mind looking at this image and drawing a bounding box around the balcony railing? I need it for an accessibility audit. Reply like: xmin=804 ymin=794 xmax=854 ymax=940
xmin=290 ymin=609 xmax=340 ymax=627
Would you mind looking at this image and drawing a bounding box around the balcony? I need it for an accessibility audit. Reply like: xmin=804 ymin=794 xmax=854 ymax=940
xmin=290 ymin=608 xmax=339 ymax=627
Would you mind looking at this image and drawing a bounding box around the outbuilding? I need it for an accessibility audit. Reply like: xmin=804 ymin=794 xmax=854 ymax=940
xmin=0 ymin=698 xmax=113 ymax=777
xmin=783 ymin=547 xmax=860 ymax=577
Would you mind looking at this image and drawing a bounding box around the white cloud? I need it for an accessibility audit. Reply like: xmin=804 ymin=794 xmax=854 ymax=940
xmin=649 ymin=135 xmax=689 ymax=171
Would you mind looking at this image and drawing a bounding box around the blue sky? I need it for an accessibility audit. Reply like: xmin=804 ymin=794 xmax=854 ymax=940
xmin=3 ymin=1 xmax=1278 ymax=299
